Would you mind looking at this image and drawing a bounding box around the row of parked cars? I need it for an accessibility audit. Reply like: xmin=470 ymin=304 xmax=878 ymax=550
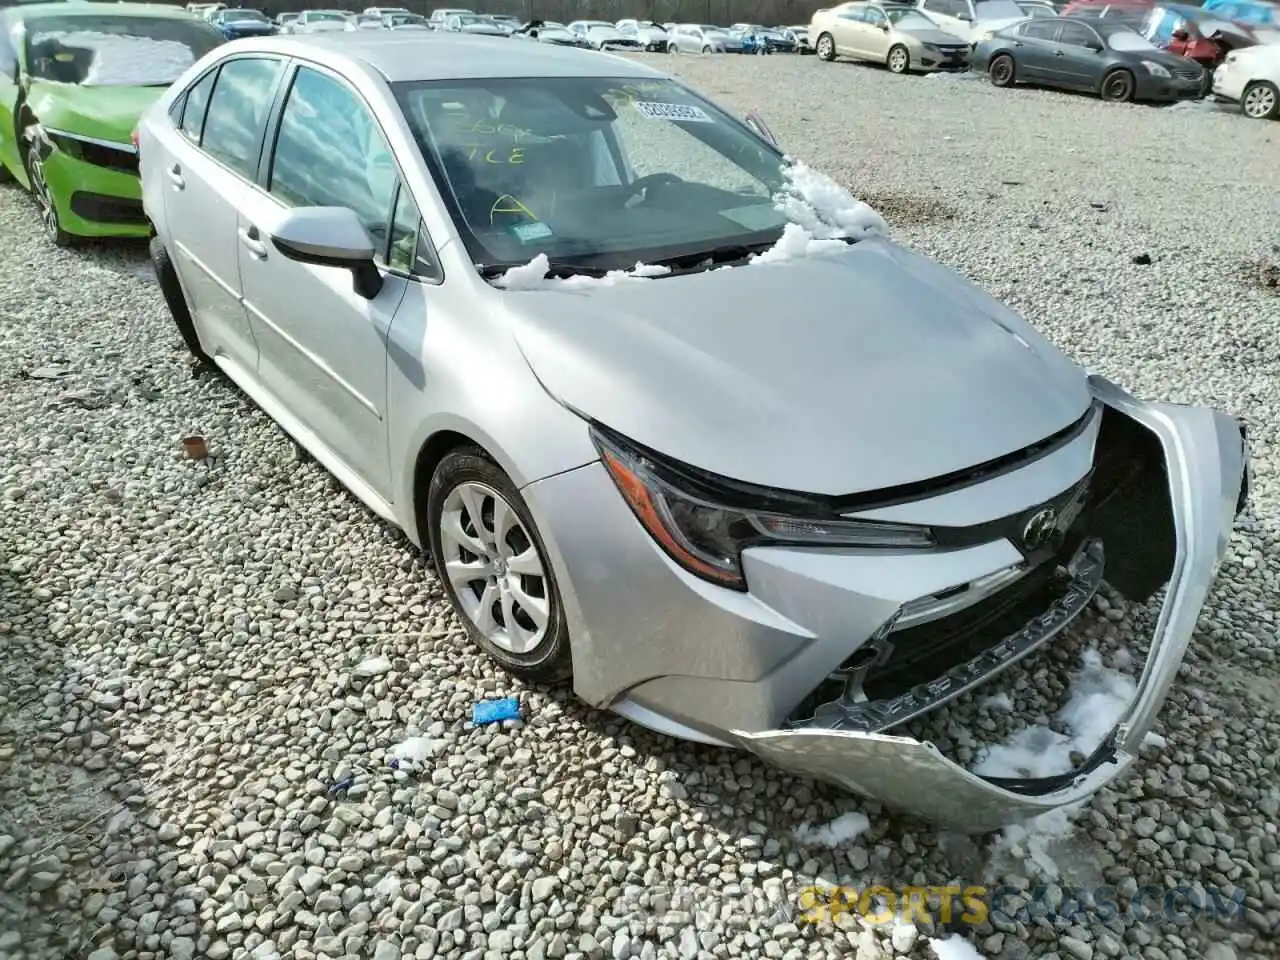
xmin=808 ymin=0 xmax=1280 ymax=117
xmin=183 ymin=4 xmax=818 ymax=53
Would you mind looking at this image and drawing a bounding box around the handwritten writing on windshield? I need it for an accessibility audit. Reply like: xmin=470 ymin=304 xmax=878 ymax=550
xmin=489 ymin=194 xmax=538 ymax=224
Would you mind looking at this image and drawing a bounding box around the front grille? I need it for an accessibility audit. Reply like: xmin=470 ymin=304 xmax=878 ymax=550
xmin=52 ymin=134 xmax=138 ymax=175
xmin=69 ymin=191 xmax=146 ymax=226
xmin=1172 ymin=63 xmax=1204 ymax=82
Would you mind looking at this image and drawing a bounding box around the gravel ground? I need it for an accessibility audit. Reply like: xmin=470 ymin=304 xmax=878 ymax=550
xmin=2 ymin=51 xmax=1279 ymax=960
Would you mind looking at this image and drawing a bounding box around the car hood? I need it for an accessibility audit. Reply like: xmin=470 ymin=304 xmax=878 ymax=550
xmin=25 ymin=81 xmax=164 ymax=144
xmin=898 ymin=25 xmax=970 ymax=44
xmin=504 ymin=238 xmax=1092 ymax=495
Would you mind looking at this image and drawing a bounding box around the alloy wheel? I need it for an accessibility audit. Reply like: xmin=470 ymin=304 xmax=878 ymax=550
xmin=437 ymin=481 xmax=550 ymax=655
xmin=28 ymin=154 xmax=61 ymax=242
xmin=1243 ymin=82 xmax=1278 ymax=120
xmin=816 ymin=34 xmax=834 ymax=60
xmin=888 ymin=46 xmax=909 ymax=74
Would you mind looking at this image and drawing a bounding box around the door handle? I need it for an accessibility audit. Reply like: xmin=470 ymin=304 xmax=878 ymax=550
xmin=166 ymin=164 xmax=184 ymax=189
xmin=1013 ymin=40 xmax=1024 ymax=46
xmin=1055 ymin=50 xmax=1066 ymax=56
xmin=238 ymin=226 xmax=268 ymax=259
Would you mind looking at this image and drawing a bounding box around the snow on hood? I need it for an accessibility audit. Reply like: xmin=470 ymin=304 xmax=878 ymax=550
xmin=495 ymin=255 xmax=671 ymax=290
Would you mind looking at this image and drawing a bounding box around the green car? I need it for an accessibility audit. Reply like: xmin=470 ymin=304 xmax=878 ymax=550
xmin=0 ymin=2 xmax=225 ymax=245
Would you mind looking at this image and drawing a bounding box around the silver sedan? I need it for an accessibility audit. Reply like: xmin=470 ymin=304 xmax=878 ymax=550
xmin=137 ymin=32 xmax=1249 ymax=830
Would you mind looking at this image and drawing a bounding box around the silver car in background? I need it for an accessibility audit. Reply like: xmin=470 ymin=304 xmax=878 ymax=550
xmin=616 ymin=18 xmax=671 ymax=50
xmin=137 ymin=32 xmax=1249 ymax=830
xmin=813 ymin=2 xmax=973 ymax=72
xmin=667 ymin=22 xmax=741 ymax=52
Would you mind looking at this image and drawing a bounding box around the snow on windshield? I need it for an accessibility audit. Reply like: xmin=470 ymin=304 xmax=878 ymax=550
xmin=1107 ymin=29 xmax=1156 ymax=51
xmin=28 ymin=30 xmax=198 ymax=86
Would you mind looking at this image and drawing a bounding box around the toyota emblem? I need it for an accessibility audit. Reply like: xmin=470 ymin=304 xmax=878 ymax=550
xmin=1021 ymin=507 xmax=1060 ymax=550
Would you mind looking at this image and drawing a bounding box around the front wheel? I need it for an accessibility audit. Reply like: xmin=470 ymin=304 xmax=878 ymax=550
xmin=989 ymin=53 xmax=1015 ymax=87
xmin=1100 ymin=68 xmax=1135 ymax=103
xmin=23 ymin=135 xmax=72 ymax=248
xmin=887 ymin=44 xmax=910 ymax=74
xmin=701 ymin=44 xmax=712 ymax=54
xmin=667 ymin=40 xmax=678 ymax=53
xmin=427 ymin=447 xmax=572 ymax=685
xmin=816 ymin=32 xmax=835 ymax=61
xmin=1242 ymin=80 xmax=1279 ymax=120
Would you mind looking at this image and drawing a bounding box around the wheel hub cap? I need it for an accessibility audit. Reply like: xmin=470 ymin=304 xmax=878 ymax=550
xmin=439 ymin=481 xmax=550 ymax=654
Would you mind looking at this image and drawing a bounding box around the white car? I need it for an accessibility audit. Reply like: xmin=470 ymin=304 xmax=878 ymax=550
xmin=443 ymin=13 xmax=508 ymax=35
xmin=287 ymin=10 xmax=354 ymax=33
xmin=1214 ymin=45 xmax=1280 ymax=120
xmin=362 ymin=5 xmax=410 ymax=16
xmin=567 ymin=20 xmax=643 ymax=50
xmin=354 ymin=12 xmax=386 ymax=30
xmin=915 ymin=0 xmax=1052 ymax=41
xmin=666 ymin=23 xmax=740 ymax=53
xmin=616 ymin=18 xmax=670 ymax=50
xmin=429 ymin=6 xmax=472 ymax=23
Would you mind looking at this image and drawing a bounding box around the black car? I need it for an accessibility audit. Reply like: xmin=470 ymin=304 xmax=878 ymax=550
xmin=971 ymin=16 xmax=1206 ymax=102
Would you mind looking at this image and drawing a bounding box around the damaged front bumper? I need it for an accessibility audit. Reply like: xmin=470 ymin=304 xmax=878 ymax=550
xmin=736 ymin=377 xmax=1248 ymax=832
xmin=523 ymin=376 xmax=1249 ymax=833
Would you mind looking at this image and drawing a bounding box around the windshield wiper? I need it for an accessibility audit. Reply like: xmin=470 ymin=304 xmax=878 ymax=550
xmin=478 ymin=260 xmax=615 ymax=281
xmin=647 ymin=236 xmax=856 ymax=274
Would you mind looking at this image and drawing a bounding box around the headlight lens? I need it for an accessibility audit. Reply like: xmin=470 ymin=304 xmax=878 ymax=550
xmin=978 ymin=30 xmax=996 ymax=42
xmin=1142 ymin=60 xmax=1171 ymax=77
xmin=592 ymin=427 xmax=935 ymax=590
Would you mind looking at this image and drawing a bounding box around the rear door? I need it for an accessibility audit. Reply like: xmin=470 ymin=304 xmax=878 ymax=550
xmin=1053 ymin=20 xmax=1106 ymax=87
xmin=236 ymin=62 xmax=408 ymax=501
xmin=153 ymin=55 xmax=286 ymax=377
xmin=1009 ymin=19 xmax=1064 ymax=81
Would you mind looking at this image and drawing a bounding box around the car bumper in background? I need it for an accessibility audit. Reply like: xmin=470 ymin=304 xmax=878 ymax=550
xmin=522 ymin=377 xmax=1248 ymax=831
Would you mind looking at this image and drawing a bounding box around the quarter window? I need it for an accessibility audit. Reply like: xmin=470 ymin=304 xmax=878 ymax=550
xmin=841 ymin=7 xmax=867 ymax=21
xmin=200 ymin=57 xmax=285 ymax=178
xmin=180 ymin=69 xmax=217 ymax=142
xmin=268 ymin=66 xmax=397 ymax=259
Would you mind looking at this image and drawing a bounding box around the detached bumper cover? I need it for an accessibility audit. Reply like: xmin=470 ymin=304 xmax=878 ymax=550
xmin=735 ymin=376 xmax=1247 ymax=832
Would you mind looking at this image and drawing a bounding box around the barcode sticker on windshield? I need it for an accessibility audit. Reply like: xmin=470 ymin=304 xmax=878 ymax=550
xmin=633 ymin=101 xmax=712 ymax=123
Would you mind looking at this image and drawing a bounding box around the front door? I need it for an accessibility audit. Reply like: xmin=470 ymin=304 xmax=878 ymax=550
xmin=861 ymin=7 xmax=894 ymax=59
xmin=159 ymin=56 xmax=286 ymax=377
xmin=1053 ymin=21 xmax=1105 ymax=87
xmin=1008 ymin=20 xmax=1063 ymax=82
xmin=237 ymin=62 xmax=406 ymax=500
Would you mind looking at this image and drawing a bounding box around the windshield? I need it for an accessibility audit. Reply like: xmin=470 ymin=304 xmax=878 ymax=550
xmin=886 ymin=9 xmax=940 ymax=27
xmin=1016 ymin=3 xmax=1054 ymax=16
xmin=23 ymin=15 xmax=225 ymax=86
xmin=391 ymin=13 xmax=427 ymax=24
xmin=455 ymin=15 xmax=487 ymax=25
xmin=222 ymin=9 xmax=266 ymax=20
xmin=310 ymin=11 xmax=347 ymax=21
xmin=1104 ymin=26 xmax=1157 ymax=49
xmin=393 ymin=76 xmax=797 ymax=270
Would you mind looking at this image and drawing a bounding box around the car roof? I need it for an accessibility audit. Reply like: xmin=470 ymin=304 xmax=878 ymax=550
xmin=7 ymin=1 xmax=203 ymax=19
xmin=230 ymin=32 xmax=668 ymax=82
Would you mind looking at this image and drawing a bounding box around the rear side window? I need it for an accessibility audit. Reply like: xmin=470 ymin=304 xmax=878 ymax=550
xmin=1021 ymin=19 xmax=1061 ymax=38
xmin=180 ymin=69 xmax=218 ymax=142
xmin=200 ymin=57 xmax=285 ymax=178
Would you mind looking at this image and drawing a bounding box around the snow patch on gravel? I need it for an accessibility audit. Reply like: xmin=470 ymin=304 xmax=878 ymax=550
xmin=793 ymin=810 xmax=871 ymax=847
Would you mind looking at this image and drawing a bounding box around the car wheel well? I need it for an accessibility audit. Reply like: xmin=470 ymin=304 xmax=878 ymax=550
xmin=413 ymin=429 xmax=484 ymax=546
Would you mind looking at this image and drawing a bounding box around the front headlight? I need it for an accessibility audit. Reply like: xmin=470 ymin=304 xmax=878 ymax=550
xmin=977 ymin=30 xmax=996 ymax=42
xmin=1141 ymin=60 xmax=1171 ymax=77
xmin=592 ymin=426 xmax=935 ymax=590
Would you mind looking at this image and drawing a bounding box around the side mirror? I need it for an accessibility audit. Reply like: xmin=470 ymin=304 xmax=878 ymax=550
xmin=744 ymin=110 xmax=779 ymax=147
xmin=271 ymin=206 xmax=384 ymax=300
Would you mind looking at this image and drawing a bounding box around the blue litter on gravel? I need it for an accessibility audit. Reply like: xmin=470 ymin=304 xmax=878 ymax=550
xmin=472 ymin=697 xmax=521 ymax=726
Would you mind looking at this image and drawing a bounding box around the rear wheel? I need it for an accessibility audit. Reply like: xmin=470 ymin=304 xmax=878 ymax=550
xmin=427 ymin=447 xmax=572 ymax=685
xmin=150 ymin=237 xmax=211 ymax=365
xmin=816 ymin=32 xmax=835 ymax=61
xmin=989 ymin=53 xmax=1015 ymax=87
xmin=667 ymin=40 xmax=678 ymax=53
xmin=887 ymin=44 xmax=910 ymax=74
xmin=1242 ymin=80 xmax=1279 ymax=120
xmin=1100 ymin=68 xmax=1135 ymax=102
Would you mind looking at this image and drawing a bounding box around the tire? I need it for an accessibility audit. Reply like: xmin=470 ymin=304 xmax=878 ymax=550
xmin=1241 ymin=80 xmax=1279 ymax=120
xmin=701 ymin=44 xmax=712 ymax=54
xmin=989 ymin=53 xmax=1015 ymax=87
xmin=150 ymin=236 xmax=211 ymax=365
xmin=23 ymin=131 xmax=73 ymax=248
xmin=1100 ymin=68 xmax=1135 ymax=103
xmin=427 ymin=447 xmax=572 ymax=685
xmin=816 ymin=32 xmax=836 ymax=61
xmin=667 ymin=40 xmax=678 ymax=53
xmin=887 ymin=44 xmax=910 ymax=74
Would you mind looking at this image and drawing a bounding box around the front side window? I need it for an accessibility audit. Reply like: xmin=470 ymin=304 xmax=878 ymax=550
xmin=1020 ymin=19 xmax=1061 ymax=39
xmin=200 ymin=56 xmax=284 ymax=178
xmin=394 ymin=76 xmax=793 ymax=271
xmin=22 ymin=13 xmax=225 ymax=86
xmin=269 ymin=66 xmax=397 ymax=257
xmin=865 ymin=9 xmax=888 ymax=26
xmin=1058 ymin=22 xmax=1099 ymax=46
xmin=885 ymin=9 xmax=941 ymax=27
